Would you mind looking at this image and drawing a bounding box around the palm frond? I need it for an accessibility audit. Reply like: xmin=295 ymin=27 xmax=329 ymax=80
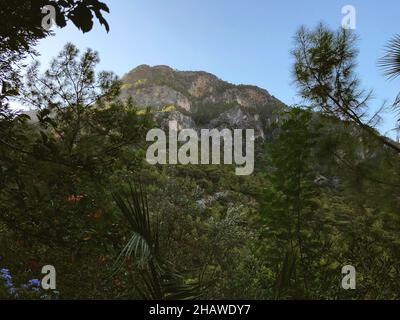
xmin=112 ymin=182 xmax=207 ymax=300
xmin=112 ymin=183 xmax=159 ymax=271
xmin=378 ymin=34 xmax=400 ymax=80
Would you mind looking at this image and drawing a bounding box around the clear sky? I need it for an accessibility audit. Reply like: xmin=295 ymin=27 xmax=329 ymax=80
xmin=29 ymin=0 xmax=400 ymax=136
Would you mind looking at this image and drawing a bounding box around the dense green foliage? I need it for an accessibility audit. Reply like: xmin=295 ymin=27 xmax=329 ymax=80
xmin=292 ymin=23 xmax=400 ymax=154
xmin=1 ymin=18 xmax=400 ymax=300
xmin=0 ymin=0 xmax=110 ymax=120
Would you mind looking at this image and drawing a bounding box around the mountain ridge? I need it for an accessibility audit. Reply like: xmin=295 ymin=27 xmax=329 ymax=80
xmin=120 ymin=64 xmax=285 ymax=139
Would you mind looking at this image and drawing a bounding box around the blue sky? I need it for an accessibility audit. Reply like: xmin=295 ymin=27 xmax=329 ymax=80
xmin=30 ymin=0 xmax=400 ymax=136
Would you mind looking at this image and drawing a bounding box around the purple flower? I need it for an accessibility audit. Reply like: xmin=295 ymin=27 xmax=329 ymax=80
xmin=28 ymin=279 xmax=41 ymax=287
xmin=0 ymin=273 xmax=12 ymax=281
xmin=0 ymin=268 xmax=10 ymax=275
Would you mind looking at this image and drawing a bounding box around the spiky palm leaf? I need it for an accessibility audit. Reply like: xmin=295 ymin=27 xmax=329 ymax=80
xmin=113 ymin=182 xmax=205 ymax=300
xmin=379 ymin=34 xmax=400 ymax=110
xmin=112 ymin=183 xmax=159 ymax=271
xmin=379 ymin=35 xmax=400 ymax=80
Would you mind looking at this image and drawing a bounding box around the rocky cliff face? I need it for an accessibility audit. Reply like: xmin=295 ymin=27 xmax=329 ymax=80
xmin=120 ymin=65 xmax=285 ymax=139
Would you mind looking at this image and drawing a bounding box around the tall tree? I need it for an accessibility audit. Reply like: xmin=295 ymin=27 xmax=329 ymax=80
xmin=0 ymin=43 xmax=150 ymax=250
xmin=292 ymin=23 xmax=400 ymax=153
xmin=17 ymin=42 xmax=149 ymax=167
xmin=0 ymin=0 xmax=110 ymax=111
xmin=262 ymin=107 xmax=332 ymax=299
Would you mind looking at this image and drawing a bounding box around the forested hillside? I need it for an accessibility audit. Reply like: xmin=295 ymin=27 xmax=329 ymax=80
xmin=1 ymin=1 xmax=400 ymax=300
xmin=1 ymin=40 xmax=400 ymax=299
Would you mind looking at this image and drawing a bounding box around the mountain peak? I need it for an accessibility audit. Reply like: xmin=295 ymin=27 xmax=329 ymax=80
xmin=120 ymin=65 xmax=284 ymax=138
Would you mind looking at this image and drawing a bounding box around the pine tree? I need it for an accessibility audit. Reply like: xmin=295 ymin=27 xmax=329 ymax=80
xmin=262 ymin=107 xmax=326 ymax=299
